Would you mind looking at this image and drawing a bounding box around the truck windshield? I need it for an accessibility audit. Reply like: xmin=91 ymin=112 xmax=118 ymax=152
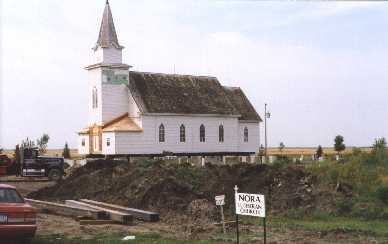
xmin=0 ymin=188 xmax=24 ymax=203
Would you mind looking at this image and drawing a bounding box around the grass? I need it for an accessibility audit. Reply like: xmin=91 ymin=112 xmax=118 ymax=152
xmin=30 ymin=216 xmax=388 ymax=244
xmin=32 ymin=233 xmax=224 ymax=244
xmin=270 ymin=216 xmax=388 ymax=237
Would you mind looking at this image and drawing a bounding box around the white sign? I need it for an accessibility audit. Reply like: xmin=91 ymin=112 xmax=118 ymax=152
xmin=235 ymin=193 xmax=265 ymax=217
xmin=215 ymin=195 xmax=225 ymax=206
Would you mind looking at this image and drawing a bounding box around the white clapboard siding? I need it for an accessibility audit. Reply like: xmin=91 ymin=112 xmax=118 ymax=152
xmin=78 ymin=135 xmax=90 ymax=155
xmin=102 ymin=132 xmax=116 ymax=154
xmin=93 ymin=47 xmax=122 ymax=64
xmin=128 ymin=90 xmax=142 ymax=127
xmin=101 ymin=84 xmax=129 ymax=123
xmin=238 ymin=122 xmax=260 ymax=153
xmin=111 ymin=115 xmax=250 ymax=155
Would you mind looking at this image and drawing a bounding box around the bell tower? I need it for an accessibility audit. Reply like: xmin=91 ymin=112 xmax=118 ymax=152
xmin=92 ymin=0 xmax=124 ymax=64
xmin=85 ymin=0 xmax=131 ymax=127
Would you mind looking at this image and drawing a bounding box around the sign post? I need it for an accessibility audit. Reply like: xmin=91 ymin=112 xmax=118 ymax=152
xmin=234 ymin=186 xmax=239 ymax=244
xmin=234 ymin=185 xmax=266 ymax=244
xmin=215 ymin=195 xmax=226 ymax=234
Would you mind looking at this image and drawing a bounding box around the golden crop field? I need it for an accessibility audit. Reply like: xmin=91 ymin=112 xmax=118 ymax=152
xmin=2 ymin=149 xmax=79 ymax=158
xmin=2 ymin=147 xmax=372 ymax=159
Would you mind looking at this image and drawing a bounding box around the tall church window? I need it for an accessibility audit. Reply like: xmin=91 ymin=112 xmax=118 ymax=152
xmin=180 ymin=124 xmax=185 ymax=142
xmin=92 ymin=87 xmax=98 ymax=108
xmin=159 ymin=124 xmax=165 ymax=142
xmin=200 ymin=124 xmax=205 ymax=142
xmin=219 ymin=125 xmax=224 ymax=142
xmin=244 ymin=127 xmax=249 ymax=142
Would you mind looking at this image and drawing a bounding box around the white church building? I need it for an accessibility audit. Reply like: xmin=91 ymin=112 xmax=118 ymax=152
xmin=78 ymin=1 xmax=262 ymax=157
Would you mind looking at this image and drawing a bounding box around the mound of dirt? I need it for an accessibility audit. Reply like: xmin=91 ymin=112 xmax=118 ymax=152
xmin=28 ymin=159 xmax=329 ymax=217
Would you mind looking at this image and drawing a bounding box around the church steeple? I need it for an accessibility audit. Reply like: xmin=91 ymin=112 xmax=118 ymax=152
xmin=95 ymin=0 xmax=123 ymax=50
xmin=87 ymin=1 xmax=131 ymax=67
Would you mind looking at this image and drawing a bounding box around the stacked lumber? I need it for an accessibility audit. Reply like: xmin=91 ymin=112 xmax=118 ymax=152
xmin=25 ymin=198 xmax=106 ymax=220
xmin=65 ymin=200 xmax=133 ymax=225
xmin=79 ymin=199 xmax=159 ymax=222
xmin=25 ymin=198 xmax=159 ymax=226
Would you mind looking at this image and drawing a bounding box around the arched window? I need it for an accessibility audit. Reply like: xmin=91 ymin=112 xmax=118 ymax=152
xmin=244 ymin=127 xmax=249 ymax=142
xmin=159 ymin=124 xmax=165 ymax=142
xmin=200 ymin=124 xmax=205 ymax=142
xmin=92 ymin=87 xmax=98 ymax=108
xmin=219 ymin=125 xmax=224 ymax=142
xmin=180 ymin=124 xmax=185 ymax=142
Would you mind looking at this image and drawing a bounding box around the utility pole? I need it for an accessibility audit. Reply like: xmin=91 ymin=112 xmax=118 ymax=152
xmin=264 ymin=103 xmax=270 ymax=163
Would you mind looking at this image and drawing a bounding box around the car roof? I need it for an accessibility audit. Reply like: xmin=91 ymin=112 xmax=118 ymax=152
xmin=0 ymin=184 xmax=16 ymax=189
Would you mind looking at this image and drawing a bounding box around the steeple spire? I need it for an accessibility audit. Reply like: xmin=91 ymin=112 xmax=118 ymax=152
xmin=95 ymin=0 xmax=123 ymax=50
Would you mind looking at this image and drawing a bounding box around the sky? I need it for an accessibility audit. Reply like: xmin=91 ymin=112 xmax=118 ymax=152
xmin=1 ymin=0 xmax=388 ymax=149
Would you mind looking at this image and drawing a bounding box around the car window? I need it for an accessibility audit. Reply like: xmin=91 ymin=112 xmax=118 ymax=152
xmin=0 ymin=188 xmax=24 ymax=203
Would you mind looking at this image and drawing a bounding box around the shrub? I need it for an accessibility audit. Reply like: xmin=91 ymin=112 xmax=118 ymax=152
xmin=350 ymin=201 xmax=384 ymax=220
xmin=376 ymin=186 xmax=388 ymax=205
xmin=62 ymin=142 xmax=71 ymax=159
xmin=273 ymin=155 xmax=292 ymax=168
xmin=336 ymin=198 xmax=353 ymax=216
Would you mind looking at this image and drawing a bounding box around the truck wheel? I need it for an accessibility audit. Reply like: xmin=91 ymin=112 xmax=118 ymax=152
xmin=48 ymin=169 xmax=62 ymax=181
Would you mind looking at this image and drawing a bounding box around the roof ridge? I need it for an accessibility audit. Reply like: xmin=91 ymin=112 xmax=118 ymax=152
xmin=223 ymin=86 xmax=241 ymax=90
xmin=129 ymin=71 xmax=217 ymax=80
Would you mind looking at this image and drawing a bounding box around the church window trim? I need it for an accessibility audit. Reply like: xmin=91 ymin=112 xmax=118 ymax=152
xmin=92 ymin=87 xmax=98 ymax=109
xmin=159 ymin=124 xmax=165 ymax=142
xmin=200 ymin=124 xmax=205 ymax=142
xmin=244 ymin=127 xmax=249 ymax=142
xmin=219 ymin=125 xmax=224 ymax=143
xmin=180 ymin=124 xmax=186 ymax=142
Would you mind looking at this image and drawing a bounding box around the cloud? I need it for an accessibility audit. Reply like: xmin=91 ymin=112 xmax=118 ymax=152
xmin=1 ymin=0 xmax=388 ymax=148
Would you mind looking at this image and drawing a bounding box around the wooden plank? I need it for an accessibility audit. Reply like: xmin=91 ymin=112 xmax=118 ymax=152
xmin=25 ymin=198 xmax=106 ymax=220
xmin=79 ymin=220 xmax=115 ymax=225
xmin=65 ymin=200 xmax=133 ymax=225
xmin=213 ymin=221 xmax=236 ymax=226
xmin=79 ymin=199 xmax=159 ymax=222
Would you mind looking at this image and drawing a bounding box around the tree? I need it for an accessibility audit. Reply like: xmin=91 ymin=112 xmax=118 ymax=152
xmin=334 ymin=135 xmax=346 ymax=156
xmin=62 ymin=142 xmax=71 ymax=159
xmin=36 ymin=134 xmax=50 ymax=154
xmin=14 ymin=145 xmax=20 ymax=161
xmin=279 ymin=142 xmax=285 ymax=155
xmin=14 ymin=145 xmax=21 ymax=176
xmin=316 ymin=145 xmax=323 ymax=159
xmin=372 ymin=137 xmax=386 ymax=154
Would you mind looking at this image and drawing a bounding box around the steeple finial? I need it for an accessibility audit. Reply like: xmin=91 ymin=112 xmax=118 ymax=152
xmin=95 ymin=0 xmax=123 ymax=50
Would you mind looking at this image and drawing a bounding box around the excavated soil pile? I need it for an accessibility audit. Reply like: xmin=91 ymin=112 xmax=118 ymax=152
xmin=28 ymin=159 xmax=329 ymax=217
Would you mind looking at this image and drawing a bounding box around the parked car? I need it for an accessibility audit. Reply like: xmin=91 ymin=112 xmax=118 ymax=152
xmin=0 ymin=184 xmax=37 ymax=244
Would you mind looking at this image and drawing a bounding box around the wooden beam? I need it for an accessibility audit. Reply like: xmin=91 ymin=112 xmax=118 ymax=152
xmin=79 ymin=220 xmax=115 ymax=225
xmin=65 ymin=200 xmax=133 ymax=225
xmin=25 ymin=198 xmax=106 ymax=220
xmin=79 ymin=199 xmax=159 ymax=222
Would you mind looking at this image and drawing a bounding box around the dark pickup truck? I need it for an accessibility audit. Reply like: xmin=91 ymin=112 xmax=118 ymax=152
xmin=0 ymin=148 xmax=65 ymax=181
